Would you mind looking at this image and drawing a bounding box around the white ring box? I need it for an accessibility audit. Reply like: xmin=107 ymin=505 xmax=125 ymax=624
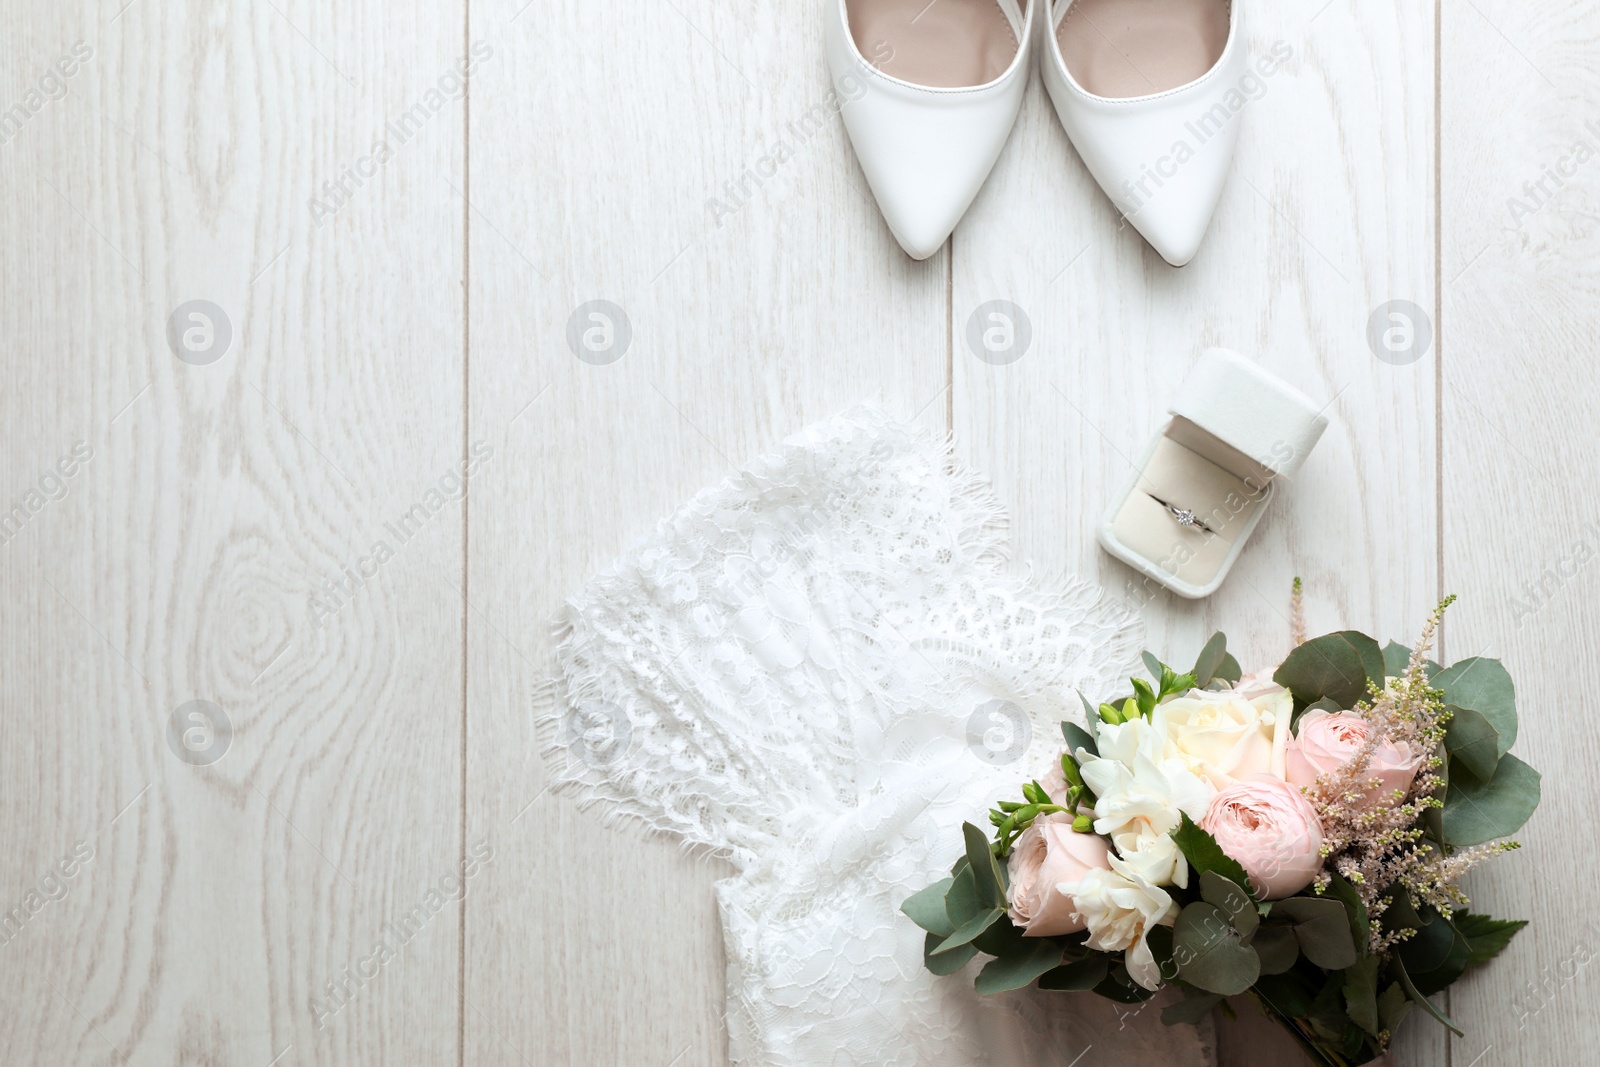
xmin=1097 ymin=348 xmax=1329 ymax=599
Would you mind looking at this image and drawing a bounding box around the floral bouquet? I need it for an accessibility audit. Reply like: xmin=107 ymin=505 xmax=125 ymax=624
xmin=904 ymin=594 xmax=1541 ymax=1065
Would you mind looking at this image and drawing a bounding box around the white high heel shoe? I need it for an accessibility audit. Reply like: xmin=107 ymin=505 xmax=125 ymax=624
xmin=826 ymin=0 xmax=1034 ymax=260
xmin=1039 ymin=0 xmax=1246 ymax=266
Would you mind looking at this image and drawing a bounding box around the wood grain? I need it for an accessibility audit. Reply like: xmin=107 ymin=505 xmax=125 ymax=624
xmin=0 ymin=1 xmax=466 ymax=1064
xmin=2 ymin=0 xmax=1595 ymax=1064
xmin=1441 ymin=1 xmax=1600 ymax=1065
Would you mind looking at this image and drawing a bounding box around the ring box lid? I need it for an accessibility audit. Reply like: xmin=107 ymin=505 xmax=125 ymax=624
xmin=1168 ymin=348 xmax=1328 ymax=480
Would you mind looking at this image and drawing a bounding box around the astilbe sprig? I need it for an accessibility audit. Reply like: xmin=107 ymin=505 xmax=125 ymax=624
xmin=1303 ymin=596 xmax=1520 ymax=953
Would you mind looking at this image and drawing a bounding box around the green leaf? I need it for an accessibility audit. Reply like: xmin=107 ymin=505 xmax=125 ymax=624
xmin=1092 ymin=964 xmax=1157 ymax=1003
xmin=901 ymin=878 xmax=956 ymax=937
xmin=1038 ymin=956 xmax=1108 ymax=991
xmin=1062 ymin=720 xmax=1097 ymax=758
xmin=924 ymin=931 xmax=977 ymax=975
xmin=1162 ymin=990 xmax=1225 ymax=1025
xmin=1250 ymin=926 xmax=1300 ymax=974
xmin=1200 ymin=870 xmax=1258 ymax=942
xmin=975 ymin=940 xmax=1066 ymax=994
xmin=1325 ymin=873 xmax=1371 ymax=959
xmin=1444 ymin=704 xmax=1501 ymax=781
xmin=972 ymin=910 xmax=1026 ymax=958
xmin=964 ymin=822 xmax=1005 ymax=908
xmin=1433 ymin=657 xmax=1517 ymax=757
xmin=1378 ymin=981 xmax=1412 ymax=1033
xmin=1409 ymin=920 xmax=1471 ymax=996
xmin=1274 ymin=897 xmax=1360 ymax=970
xmin=945 ymin=865 xmax=981 ymax=927
xmin=1171 ymin=813 xmax=1255 ymax=898
xmin=1273 ymin=631 xmax=1385 ymax=709
xmin=1173 ymin=902 xmax=1261 ymax=995
xmin=1214 ymin=652 xmax=1242 ymax=685
xmin=1253 ymin=971 xmax=1317 ymax=1017
xmin=1442 ymin=752 xmax=1541 ymax=846
xmin=1344 ymin=955 xmax=1382 ymax=1037
xmin=1393 ymin=954 xmax=1464 ymax=1036
xmin=1193 ymin=632 xmax=1228 ymax=688
xmin=1382 ymin=640 xmax=1442 ymax=680
xmin=1392 ymin=897 xmax=1454 ymax=973
xmin=931 ymin=907 xmax=1004 ymax=955
xmin=1454 ymin=912 xmax=1529 ymax=968
xmin=1142 ymin=651 xmax=1165 ymax=683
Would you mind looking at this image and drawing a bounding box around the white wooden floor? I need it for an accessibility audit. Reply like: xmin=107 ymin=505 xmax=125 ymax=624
xmin=1 ymin=0 xmax=1595 ymax=1064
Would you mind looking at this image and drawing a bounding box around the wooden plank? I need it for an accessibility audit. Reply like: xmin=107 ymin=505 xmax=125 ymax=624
xmin=949 ymin=2 xmax=1440 ymax=1063
xmin=462 ymin=0 xmax=946 ymax=1063
xmin=1441 ymin=1 xmax=1600 ymax=1064
xmin=0 ymin=2 xmax=466 ymax=1064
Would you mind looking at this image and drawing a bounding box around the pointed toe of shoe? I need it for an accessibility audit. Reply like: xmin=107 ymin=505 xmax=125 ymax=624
xmin=825 ymin=0 xmax=1031 ymax=261
xmin=872 ymin=185 xmax=969 ymax=261
xmin=1039 ymin=0 xmax=1245 ymax=266
xmin=1129 ymin=197 xmax=1220 ymax=267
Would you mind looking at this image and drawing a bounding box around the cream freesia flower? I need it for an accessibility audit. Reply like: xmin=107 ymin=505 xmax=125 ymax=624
xmin=1074 ymin=718 xmax=1213 ymax=889
xmin=1057 ymin=854 xmax=1179 ymax=991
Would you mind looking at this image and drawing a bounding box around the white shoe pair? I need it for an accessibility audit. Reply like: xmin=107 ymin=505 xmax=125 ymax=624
xmin=827 ymin=0 xmax=1250 ymax=266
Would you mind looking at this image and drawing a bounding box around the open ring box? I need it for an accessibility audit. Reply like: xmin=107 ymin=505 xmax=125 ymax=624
xmin=1098 ymin=348 xmax=1329 ymax=599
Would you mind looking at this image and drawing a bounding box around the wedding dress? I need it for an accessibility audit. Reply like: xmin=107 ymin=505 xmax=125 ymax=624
xmin=538 ymin=407 xmax=1215 ymax=1066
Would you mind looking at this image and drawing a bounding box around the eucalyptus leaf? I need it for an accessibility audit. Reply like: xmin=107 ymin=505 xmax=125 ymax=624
xmin=901 ymin=878 xmax=955 ymax=937
xmin=1250 ymin=926 xmax=1300 ymax=975
xmin=931 ymin=907 xmax=1004 ymax=955
xmin=1038 ymin=956 xmax=1109 ymax=991
xmin=1062 ymin=721 xmax=1097 ymax=759
xmin=1273 ymin=631 xmax=1385 ymax=709
xmin=1092 ymin=964 xmax=1157 ymax=1003
xmin=1162 ymin=990 xmax=1225 ymax=1026
xmin=1193 ymin=632 xmax=1228 ymax=688
xmin=1393 ymin=899 xmax=1454 ymax=974
xmin=945 ymin=865 xmax=981 ymax=927
xmin=1443 ymin=704 xmax=1501 ymax=781
xmin=1344 ymin=955 xmax=1381 ymax=1037
xmin=1173 ymin=902 xmax=1261 ymax=996
xmin=1143 ymin=651 xmax=1165 ymax=683
xmin=1274 ymin=897 xmax=1360 ymax=970
xmin=1409 ymin=920 xmax=1471 ymax=996
xmin=964 ymin=821 xmax=1005 ymax=908
xmin=972 ymin=909 xmax=1026 ymax=958
xmin=1214 ymin=652 xmax=1242 ymax=685
xmin=1454 ymin=912 xmax=1529 ymax=967
xmin=1433 ymin=657 xmax=1517 ymax=757
xmin=1171 ymin=813 xmax=1255 ymax=898
xmin=1326 ymin=873 xmax=1371 ymax=959
xmin=975 ymin=940 xmax=1066 ymax=994
xmin=1442 ymin=752 xmax=1541 ymax=846
xmin=1393 ymin=954 xmax=1464 ymax=1036
xmin=1200 ymin=870 xmax=1258 ymax=942
xmin=1382 ymin=640 xmax=1441 ymax=680
xmin=924 ymin=931 xmax=977 ymax=975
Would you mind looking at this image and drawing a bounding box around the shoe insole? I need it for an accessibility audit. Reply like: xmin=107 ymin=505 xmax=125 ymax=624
xmin=848 ymin=0 xmax=1020 ymax=89
xmin=1059 ymin=0 xmax=1229 ymax=99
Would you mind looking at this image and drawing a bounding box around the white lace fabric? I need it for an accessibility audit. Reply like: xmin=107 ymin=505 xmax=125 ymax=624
xmin=539 ymin=408 xmax=1213 ymax=1066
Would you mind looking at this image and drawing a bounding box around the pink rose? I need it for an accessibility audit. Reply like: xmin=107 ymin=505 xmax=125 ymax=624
xmin=1286 ymin=709 xmax=1423 ymax=801
xmin=1006 ymin=813 xmax=1112 ymax=936
xmin=1200 ymin=775 xmax=1323 ymax=900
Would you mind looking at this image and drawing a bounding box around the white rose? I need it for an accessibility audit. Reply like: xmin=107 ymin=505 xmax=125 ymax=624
xmin=1058 ymin=855 xmax=1178 ymax=991
xmin=1150 ymin=686 xmax=1292 ymax=788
